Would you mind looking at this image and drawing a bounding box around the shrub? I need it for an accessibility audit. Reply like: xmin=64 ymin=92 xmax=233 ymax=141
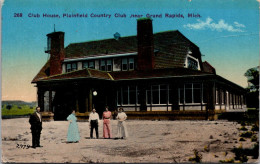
xmin=18 ymin=106 xmax=22 ymax=109
xmin=239 ymin=137 xmax=246 ymax=141
xmin=30 ymin=106 xmax=33 ymax=109
xmin=251 ymin=135 xmax=257 ymax=142
xmin=239 ymin=126 xmax=248 ymax=131
xmin=233 ymin=145 xmax=248 ymax=163
xmin=219 ymin=158 xmax=235 ymax=163
xmin=251 ymin=124 xmax=259 ymax=131
xmin=204 ymin=145 xmax=210 ymax=152
xmin=240 ymin=121 xmax=246 ymax=126
xmin=188 ymin=149 xmax=202 ymax=163
xmin=232 ymin=143 xmax=259 ymax=162
xmin=6 ymin=105 xmax=12 ymax=110
xmin=251 ymin=143 xmax=259 ymax=159
xmin=240 ymin=131 xmax=253 ymax=138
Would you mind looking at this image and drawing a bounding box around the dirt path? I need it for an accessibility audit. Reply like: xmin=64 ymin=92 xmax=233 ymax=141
xmin=1 ymin=118 xmax=258 ymax=163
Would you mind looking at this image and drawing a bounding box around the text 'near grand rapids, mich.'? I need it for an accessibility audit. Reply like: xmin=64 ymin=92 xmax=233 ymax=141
xmin=27 ymin=13 xmax=201 ymax=18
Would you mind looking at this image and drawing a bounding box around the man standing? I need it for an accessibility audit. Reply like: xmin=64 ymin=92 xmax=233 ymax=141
xmin=89 ymin=108 xmax=99 ymax=139
xmin=29 ymin=106 xmax=42 ymax=148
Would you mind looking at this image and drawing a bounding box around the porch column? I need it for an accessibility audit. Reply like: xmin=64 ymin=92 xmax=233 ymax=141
xmin=85 ymin=90 xmax=89 ymax=112
xmin=172 ymin=84 xmax=179 ymax=110
xmin=89 ymin=89 xmax=93 ymax=111
xmin=74 ymin=87 xmax=79 ymax=112
xmin=206 ymin=82 xmax=215 ymax=111
xmin=37 ymin=88 xmax=45 ymax=112
xmin=139 ymin=84 xmax=147 ymax=111
xmin=49 ymin=90 xmax=52 ymax=112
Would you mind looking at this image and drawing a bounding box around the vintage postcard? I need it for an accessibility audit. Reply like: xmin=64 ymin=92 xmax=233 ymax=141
xmin=1 ymin=0 xmax=259 ymax=163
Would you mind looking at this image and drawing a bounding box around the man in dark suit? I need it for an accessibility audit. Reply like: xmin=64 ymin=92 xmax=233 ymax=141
xmin=29 ymin=106 xmax=42 ymax=148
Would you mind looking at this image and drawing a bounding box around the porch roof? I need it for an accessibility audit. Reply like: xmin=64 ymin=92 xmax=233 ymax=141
xmin=33 ymin=67 xmax=212 ymax=82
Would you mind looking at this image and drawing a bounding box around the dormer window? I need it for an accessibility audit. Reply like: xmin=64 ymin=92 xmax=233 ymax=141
xmin=185 ymin=55 xmax=200 ymax=70
xmin=188 ymin=57 xmax=198 ymax=70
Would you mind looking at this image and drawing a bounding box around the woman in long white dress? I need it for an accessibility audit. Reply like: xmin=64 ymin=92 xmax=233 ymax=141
xmin=116 ymin=108 xmax=128 ymax=139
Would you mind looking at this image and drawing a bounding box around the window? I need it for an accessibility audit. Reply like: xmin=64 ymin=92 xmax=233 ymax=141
xmin=98 ymin=59 xmax=113 ymax=71
xmin=82 ymin=60 xmax=95 ymax=69
xmin=188 ymin=57 xmax=198 ymax=70
xmin=66 ymin=63 xmax=72 ymax=72
xmin=117 ymin=86 xmax=138 ymax=105
xmin=100 ymin=60 xmax=106 ymax=71
xmin=47 ymin=37 xmax=51 ymax=51
xmin=122 ymin=58 xmax=128 ymax=71
xmin=193 ymin=83 xmax=201 ymax=103
xmin=147 ymin=85 xmax=169 ymax=104
xmin=179 ymin=83 xmax=202 ymax=104
xmin=129 ymin=58 xmax=134 ymax=70
xmin=66 ymin=63 xmax=77 ymax=72
xmin=107 ymin=59 xmax=112 ymax=71
xmin=89 ymin=61 xmax=94 ymax=69
xmin=72 ymin=63 xmax=77 ymax=71
xmin=82 ymin=61 xmax=88 ymax=69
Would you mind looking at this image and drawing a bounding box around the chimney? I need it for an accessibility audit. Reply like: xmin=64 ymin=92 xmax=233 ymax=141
xmin=46 ymin=31 xmax=65 ymax=76
xmin=137 ymin=18 xmax=155 ymax=70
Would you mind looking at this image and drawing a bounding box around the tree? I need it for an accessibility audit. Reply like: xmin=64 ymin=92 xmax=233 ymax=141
xmin=244 ymin=66 xmax=259 ymax=92
xmin=244 ymin=66 xmax=259 ymax=109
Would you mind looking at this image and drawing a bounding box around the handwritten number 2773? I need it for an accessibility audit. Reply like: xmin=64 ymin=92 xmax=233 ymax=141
xmin=16 ymin=144 xmax=30 ymax=149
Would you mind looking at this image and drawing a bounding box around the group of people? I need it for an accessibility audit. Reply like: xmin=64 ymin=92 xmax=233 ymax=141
xmin=29 ymin=106 xmax=128 ymax=148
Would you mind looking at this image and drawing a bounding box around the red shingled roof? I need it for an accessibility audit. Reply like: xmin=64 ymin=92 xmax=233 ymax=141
xmin=202 ymin=61 xmax=216 ymax=74
xmin=32 ymin=60 xmax=50 ymax=83
xmin=65 ymin=30 xmax=199 ymax=68
xmin=32 ymin=30 xmax=202 ymax=83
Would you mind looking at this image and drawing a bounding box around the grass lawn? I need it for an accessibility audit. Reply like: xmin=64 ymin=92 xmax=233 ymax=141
xmin=2 ymin=105 xmax=35 ymax=116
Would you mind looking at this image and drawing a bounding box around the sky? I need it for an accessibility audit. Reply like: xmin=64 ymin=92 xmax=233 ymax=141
xmin=1 ymin=0 xmax=259 ymax=102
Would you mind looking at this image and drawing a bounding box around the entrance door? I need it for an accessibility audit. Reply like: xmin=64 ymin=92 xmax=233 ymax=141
xmin=53 ymin=91 xmax=75 ymax=120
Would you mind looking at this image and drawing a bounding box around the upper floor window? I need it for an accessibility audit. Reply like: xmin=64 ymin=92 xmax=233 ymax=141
xmin=122 ymin=58 xmax=128 ymax=71
xmin=82 ymin=60 xmax=95 ymax=69
xmin=100 ymin=60 xmax=106 ymax=71
xmin=188 ymin=57 xmax=198 ymax=70
xmin=129 ymin=58 xmax=134 ymax=70
xmin=121 ymin=57 xmax=135 ymax=71
xmin=99 ymin=59 xmax=112 ymax=71
xmin=66 ymin=63 xmax=77 ymax=72
xmin=107 ymin=59 xmax=112 ymax=71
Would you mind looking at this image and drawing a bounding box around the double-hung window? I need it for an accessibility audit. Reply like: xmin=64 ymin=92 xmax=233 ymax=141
xmin=66 ymin=63 xmax=77 ymax=72
xmin=122 ymin=58 xmax=128 ymax=71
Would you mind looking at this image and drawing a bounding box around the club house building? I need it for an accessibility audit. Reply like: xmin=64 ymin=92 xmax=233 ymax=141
xmin=32 ymin=18 xmax=246 ymax=121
